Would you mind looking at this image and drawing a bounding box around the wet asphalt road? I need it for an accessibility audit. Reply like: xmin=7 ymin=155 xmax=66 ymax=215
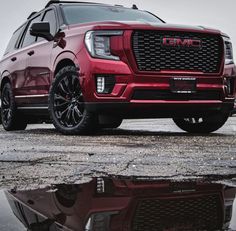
xmin=0 ymin=117 xmax=236 ymax=189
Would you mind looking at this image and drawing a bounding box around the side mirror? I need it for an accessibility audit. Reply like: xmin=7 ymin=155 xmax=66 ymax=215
xmin=30 ymin=22 xmax=54 ymax=41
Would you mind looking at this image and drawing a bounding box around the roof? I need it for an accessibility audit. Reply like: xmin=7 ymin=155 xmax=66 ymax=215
xmin=45 ymin=1 xmax=107 ymax=8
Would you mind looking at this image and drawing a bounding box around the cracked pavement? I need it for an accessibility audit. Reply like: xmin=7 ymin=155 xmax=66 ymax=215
xmin=0 ymin=118 xmax=236 ymax=189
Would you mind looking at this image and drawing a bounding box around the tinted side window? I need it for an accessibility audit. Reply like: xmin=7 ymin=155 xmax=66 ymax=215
xmin=4 ymin=25 xmax=25 ymax=55
xmin=42 ymin=10 xmax=57 ymax=35
xmin=21 ymin=14 xmax=42 ymax=48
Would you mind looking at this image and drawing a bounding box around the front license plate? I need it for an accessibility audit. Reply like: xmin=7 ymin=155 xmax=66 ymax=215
xmin=170 ymin=78 xmax=196 ymax=93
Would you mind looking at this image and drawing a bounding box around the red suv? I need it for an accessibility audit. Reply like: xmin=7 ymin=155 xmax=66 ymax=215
xmin=0 ymin=0 xmax=235 ymax=135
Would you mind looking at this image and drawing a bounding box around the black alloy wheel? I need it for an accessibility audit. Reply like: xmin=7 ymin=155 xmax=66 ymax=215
xmin=49 ymin=66 xmax=97 ymax=135
xmin=1 ymin=83 xmax=27 ymax=131
xmin=1 ymin=84 xmax=12 ymax=125
xmin=53 ymin=71 xmax=84 ymax=127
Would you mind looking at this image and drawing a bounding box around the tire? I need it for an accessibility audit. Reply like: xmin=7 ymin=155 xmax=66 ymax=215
xmin=49 ymin=66 xmax=97 ymax=135
xmin=173 ymin=112 xmax=229 ymax=134
xmin=1 ymin=83 xmax=27 ymax=131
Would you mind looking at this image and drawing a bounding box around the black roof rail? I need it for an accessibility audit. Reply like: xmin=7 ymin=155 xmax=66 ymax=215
xmin=45 ymin=0 xmax=104 ymax=8
xmin=45 ymin=0 xmax=60 ymax=8
xmin=27 ymin=11 xmax=38 ymax=19
xmin=132 ymin=4 xmax=138 ymax=9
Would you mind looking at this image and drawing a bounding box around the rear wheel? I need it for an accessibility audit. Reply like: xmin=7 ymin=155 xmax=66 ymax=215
xmin=49 ymin=66 xmax=97 ymax=135
xmin=1 ymin=83 xmax=27 ymax=131
xmin=173 ymin=112 xmax=229 ymax=134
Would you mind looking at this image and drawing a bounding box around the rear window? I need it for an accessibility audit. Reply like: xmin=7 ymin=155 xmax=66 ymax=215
xmin=4 ymin=25 xmax=25 ymax=55
xmin=61 ymin=5 xmax=164 ymax=25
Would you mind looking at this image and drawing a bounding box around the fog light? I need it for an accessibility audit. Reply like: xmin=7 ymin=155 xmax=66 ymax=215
xmin=224 ymin=77 xmax=235 ymax=96
xmin=96 ymin=75 xmax=116 ymax=94
xmin=96 ymin=178 xmax=105 ymax=194
xmin=85 ymin=211 xmax=119 ymax=231
xmin=96 ymin=77 xmax=105 ymax=93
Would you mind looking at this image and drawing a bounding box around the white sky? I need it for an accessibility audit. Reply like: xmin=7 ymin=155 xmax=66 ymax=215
xmin=0 ymin=0 xmax=236 ymax=57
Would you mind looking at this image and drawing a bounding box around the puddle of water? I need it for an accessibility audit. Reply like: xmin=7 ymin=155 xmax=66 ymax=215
xmin=0 ymin=178 xmax=235 ymax=231
xmin=0 ymin=190 xmax=26 ymax=231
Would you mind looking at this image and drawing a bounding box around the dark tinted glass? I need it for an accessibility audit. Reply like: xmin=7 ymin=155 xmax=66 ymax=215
xmin=37 ymin=10 xmax=57 ymax=42
xmin=62 ymin=5 xmax=163 ymax=25
xmin=22 ymin=14 xmax=41 ymax=48
xmin=42 ymin=10 xmax=57 ymax=35
xmin=4 ymin=25 xmax=25 ymax=55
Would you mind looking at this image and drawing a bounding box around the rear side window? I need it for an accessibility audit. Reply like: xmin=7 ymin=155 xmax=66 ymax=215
xmin=4 ymin=25 xmax=25 ymax=55
xmin=21 ymin=14 xmax=42 ymax=48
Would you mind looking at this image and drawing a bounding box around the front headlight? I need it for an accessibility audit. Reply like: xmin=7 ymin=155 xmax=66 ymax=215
xmin=85 ymin=30 xmax=123 ymax=60
xmin=223 ymin=37 xmax=234 ymax=65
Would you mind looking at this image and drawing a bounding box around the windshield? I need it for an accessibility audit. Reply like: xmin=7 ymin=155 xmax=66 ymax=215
xmin=61 ymin=5 xmax=164 ymax=25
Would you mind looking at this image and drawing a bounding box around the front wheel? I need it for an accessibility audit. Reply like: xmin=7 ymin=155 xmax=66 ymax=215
xmin=173 ymin=112 xmax=229 ymax=134
xmin=49 ymin=66 xmax=98 ymax=135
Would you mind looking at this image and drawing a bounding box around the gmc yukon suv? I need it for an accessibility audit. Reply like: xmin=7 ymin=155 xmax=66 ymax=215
xmin=0 ymin=0 xmax=235 ymax=135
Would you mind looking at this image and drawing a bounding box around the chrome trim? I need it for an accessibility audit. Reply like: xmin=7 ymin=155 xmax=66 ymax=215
xmin=173 ymin=189 xmax=196 ymax=193
xmin=38 ymin=72 xmax=50 ymax=76
xmin=15 ymin=94 xmax=49 ymax=99
xmin=17 ymin=107 xmax=48 ymax=110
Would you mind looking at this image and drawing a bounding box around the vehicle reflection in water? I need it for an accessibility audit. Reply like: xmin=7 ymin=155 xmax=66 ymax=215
xmin=4 ymin=178 xmax=236 ymax=231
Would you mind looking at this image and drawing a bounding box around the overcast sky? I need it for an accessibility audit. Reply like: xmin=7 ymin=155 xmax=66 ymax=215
xmin=0 ymin=0 xmax=236 ymax=57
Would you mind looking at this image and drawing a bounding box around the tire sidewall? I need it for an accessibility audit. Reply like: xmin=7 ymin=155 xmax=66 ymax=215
xmin=49 ymin=66 xmax=96 ymax=135
xmin=1 ymin=83 xmax=17 ymax=130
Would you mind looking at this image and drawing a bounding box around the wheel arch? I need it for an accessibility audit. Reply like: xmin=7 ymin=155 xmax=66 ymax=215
xmin=53 ymin=51 xmax=80 ymax=77
xmin=0 ymin=71 xmax=11 ymax=94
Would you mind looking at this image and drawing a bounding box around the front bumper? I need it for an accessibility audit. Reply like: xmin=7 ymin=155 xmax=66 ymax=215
xmin=85 ymin=101 xmax=234 ymax=119
xmin=76 ymin=49 xmax=236 ymax=118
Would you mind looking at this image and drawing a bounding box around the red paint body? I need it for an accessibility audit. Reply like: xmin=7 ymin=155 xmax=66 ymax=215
xmin=0 ymin=3 xmax=235 ymax=119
